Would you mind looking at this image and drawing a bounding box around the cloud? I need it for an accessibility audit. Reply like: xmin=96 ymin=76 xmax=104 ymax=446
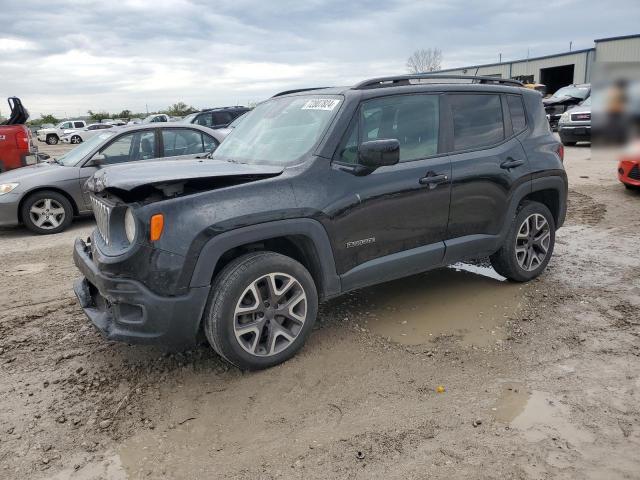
xmin=0 ymin=0 xmax=638 ymax=117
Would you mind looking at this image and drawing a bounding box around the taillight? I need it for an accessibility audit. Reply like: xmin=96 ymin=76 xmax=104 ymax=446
xmin=15 ymin=128 xmax=29 ymax=151
xmin=557 ymin=144 xmax=564 ymax=162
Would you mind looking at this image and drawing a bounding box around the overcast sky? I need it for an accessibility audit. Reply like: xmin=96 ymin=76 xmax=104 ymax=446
xmin=1 ymin=0 xmax=638 ymax=118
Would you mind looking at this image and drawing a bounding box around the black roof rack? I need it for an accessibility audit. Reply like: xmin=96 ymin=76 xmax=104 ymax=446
xmin=272 ymin=87 xmax=329 ymax=98
xmin=353 ymin=74 xmax=523 ymax=90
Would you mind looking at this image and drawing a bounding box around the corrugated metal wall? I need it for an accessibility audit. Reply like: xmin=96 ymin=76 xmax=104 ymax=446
xmin=435 ymin=36 xmax=640 ymax=85
xmin=595 ymin=37 xmax=640 ymax=62
xmin=510 ymin=52 xmax=590 ymax=83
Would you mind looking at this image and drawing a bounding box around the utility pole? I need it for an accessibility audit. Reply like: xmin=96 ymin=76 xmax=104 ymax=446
xmin=569 ymin=41 xmax=572 ymax=52
xmin=499 ymin=53 xmax=502 ymax=63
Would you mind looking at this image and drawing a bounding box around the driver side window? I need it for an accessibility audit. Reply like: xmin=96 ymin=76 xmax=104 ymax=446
xmin=337 ymin=94 xmax=440 ymax=164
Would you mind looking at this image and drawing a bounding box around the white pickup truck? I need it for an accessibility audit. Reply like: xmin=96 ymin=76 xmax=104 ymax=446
xmin=36 ymin=120 xmax=87 ymax=145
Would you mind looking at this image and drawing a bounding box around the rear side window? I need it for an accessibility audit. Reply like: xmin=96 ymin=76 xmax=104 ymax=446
xmin=507 ymin=95 xmax=527 ymax=133
xmin=74 ymin=122 xmax=84 ymax=128
xmin=162 ymin=128 xmax=218 ymax=156
xmin=449 ymin=94 xmax=504 ymax=151
xmin=357 ymin=94 xmax=439 ymax=163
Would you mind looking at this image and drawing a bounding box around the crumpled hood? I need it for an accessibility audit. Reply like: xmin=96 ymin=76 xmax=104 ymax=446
xmin=86 ymin=158 xmax=284 ymax=193
xmin=543 ymin=96 xmax=577 ymax=106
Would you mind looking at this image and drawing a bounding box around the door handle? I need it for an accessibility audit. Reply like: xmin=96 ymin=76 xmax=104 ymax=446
xmin=419 ymin=173 xmax=449 ymax=189
xmin=500 ymin=158 xmax=525 ymax=170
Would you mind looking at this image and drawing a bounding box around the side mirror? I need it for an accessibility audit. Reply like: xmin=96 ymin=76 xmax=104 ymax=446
xmin=87 ymin=153 xmax=106 ymax=167
xmin=358 ymin=139 xmax=400 ymax=168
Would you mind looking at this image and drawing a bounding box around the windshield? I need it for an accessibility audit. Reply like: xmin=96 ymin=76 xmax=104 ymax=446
xmin=212 ymin=95 xmax=342 ymax=165
xmin=56 ymin=132 xmax=116 ymax=166
xmin=552 ymin=85 xmax=590 ymax=100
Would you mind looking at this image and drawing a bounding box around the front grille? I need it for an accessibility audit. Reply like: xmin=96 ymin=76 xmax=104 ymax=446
xmin=571 ymin=112 xmax=591 ymax=122
xmin=629 ymin=164 xmax=640 ymax=181
xmin=91 ymin=196 xmax=113 ymax=245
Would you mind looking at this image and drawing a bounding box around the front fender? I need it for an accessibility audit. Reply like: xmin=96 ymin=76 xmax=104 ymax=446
xmin=185 ymin=218 xmax=341 ymax=299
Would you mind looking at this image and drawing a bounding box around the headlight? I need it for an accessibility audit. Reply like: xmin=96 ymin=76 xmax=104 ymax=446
xmin=124 ymin=208 xmax=136 ymax=243
xmin=559 ymin=112 xmax=570 ymax=124
xmin=0 ymin=183 xmax=19 ymax=195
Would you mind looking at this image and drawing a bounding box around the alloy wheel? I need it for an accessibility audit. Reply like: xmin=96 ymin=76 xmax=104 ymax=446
xmin=29 ymin=198 xmax=66 ymax=230
xmin=71 ymin=136 xmax=81 ymax=144
xmin=515 ymin=213 xmax=551 ymax=271
xmin=233 ymin=272 xmax=307 ymax=357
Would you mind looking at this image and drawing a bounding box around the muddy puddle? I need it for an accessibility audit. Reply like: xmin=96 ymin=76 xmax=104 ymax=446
xmin=333 ymin=264 xmax=525 ymax=347
xmin=491 ymin=386 xmax=594 ymax=448
xmin=492 ymin=382 xmax=530 ymax=423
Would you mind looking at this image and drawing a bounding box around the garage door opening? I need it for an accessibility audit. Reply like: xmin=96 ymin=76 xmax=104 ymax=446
xmin=540 ymin=64 xmax=575 ymax=96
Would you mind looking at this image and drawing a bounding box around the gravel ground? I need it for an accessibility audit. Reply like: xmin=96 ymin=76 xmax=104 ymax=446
xmin=0 ymin=140 xmax=638 ymax=479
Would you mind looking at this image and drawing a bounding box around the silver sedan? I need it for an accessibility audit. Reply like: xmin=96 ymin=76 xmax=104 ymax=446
xmin=0 ymin=124 xmax=227 ymax=234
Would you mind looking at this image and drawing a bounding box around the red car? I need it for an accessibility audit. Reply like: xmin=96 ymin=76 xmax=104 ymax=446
xmin=0 ymin=98 xmax=35 ymax=173
xmin=618 ymin=141 xmax=640 ymax=190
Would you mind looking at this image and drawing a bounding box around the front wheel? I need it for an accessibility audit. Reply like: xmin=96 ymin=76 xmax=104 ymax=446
xmin=20 ymin=190 xmax=73 ymax=235
xmin=203 ymin=252 xmax=318 ymax=370
xmin=490 ymin=201 xmax=556 ymax=282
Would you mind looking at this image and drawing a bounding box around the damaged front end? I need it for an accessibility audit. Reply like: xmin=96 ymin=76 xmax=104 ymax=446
xmin=85 ymin=157 xmax=284 ymax=204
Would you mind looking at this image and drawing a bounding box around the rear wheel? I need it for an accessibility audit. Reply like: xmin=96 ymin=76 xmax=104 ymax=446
xmin=46 ymin=134 xmax=59 ymax=145
xmin=21 ymin=190 xmax=73 ymax=235
xmin=203 ymin=252 xmax=318 ymax=370
xmin=70 ymin=135 xmax=82 ymax=144
xmin=490 ymin=201 xmax=556 ymax=282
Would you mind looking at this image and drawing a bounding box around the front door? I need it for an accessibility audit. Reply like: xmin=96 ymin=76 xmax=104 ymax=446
xmin=325 ymin=93 xmax=451 ymax=286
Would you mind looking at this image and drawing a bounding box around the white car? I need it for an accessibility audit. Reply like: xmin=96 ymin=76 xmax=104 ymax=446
xmin=37 ymin=120 xmax=87 ymax=145
xmin=141 ymin=113 xmax=170 ymax=123
xmin=60 ymin=123 xmax=117 ymax=144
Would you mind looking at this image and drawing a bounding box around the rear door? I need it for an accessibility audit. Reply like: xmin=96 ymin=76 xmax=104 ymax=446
xmin=444 ymin=92 xmax=530 ymax=247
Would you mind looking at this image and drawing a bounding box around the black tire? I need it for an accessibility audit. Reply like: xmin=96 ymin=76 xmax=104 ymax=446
xmin=20 ymin=190 xmax=73 ymax=235
xmin=203 ymin=251 xmax=318 ymax=370
xmin=490 ymin=201 xmax=556 ymax=282
xmin=46 ymin=134 xmax=58 ymax=145
xmin=624 ymin=183 xmax=640 ymax=191
xmin=561 ymin=140 xmax=576 ymax=146
xmin=70 ymin=135 xmax=82 ymax=144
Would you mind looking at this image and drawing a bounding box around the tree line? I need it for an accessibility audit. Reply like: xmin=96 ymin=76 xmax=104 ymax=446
xmin=29 ymin=101 xmax=198 ymax=126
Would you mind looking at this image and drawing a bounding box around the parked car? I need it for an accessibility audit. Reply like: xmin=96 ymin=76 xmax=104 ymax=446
xmin=181 ymin=106 xmax=250 ymax=129
xmin=214 ymin=111 xmax=247 ymax=137
xmin=37 ymin=120 xmax=87 ymax=145
xmin=61 ymin=123 xmax=117 ymax=144
xmin=558 ymin=97 xmax=591 ymax=146
xmin=0 ymin=124 xmax=227 ymax=234
xmin=72 ymin=74 xmax=567 ymax=370
xmin=543 ymin=83 xmax=590 ymax=130
xmin=0 ymin=98 xmax=36 ymax=172
xmin=127 ymin=118 xmax=143 ymax=125
xmin=618 ymin=140 xmax=640 ymax=190
xmin=142 ymin=114 xmax=170 ymax=123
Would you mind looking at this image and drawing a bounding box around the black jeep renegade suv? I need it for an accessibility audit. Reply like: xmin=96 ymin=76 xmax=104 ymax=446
xmin=73 ymin=74 xmax=567 ymax=370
